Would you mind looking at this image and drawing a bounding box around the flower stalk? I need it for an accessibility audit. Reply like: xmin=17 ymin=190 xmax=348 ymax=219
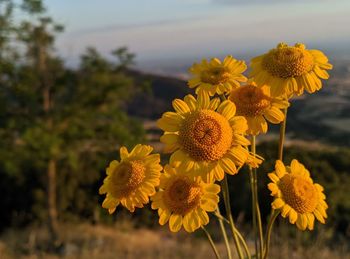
xmin=222 ymin=176 xmax=245 ymax=259
xmin=250 ymin=136 xmax=264 ymax=259
xmin=201 ymin=226 xmax=222 ymax=259
xmin=263 ymin=210 xmax=280 ymax=259
xmin=216 ymin=208 xmax=233 ymax=259
xmin=278 ymin=108 xmax=288 ymax=161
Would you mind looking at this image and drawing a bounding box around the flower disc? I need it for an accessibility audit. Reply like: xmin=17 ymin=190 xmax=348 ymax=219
xmin=262 ymin=43 xmax=314 ymax=78
xmin=164 ymin=177 xmax=202 ymax=215
xmin=230 ymin=84 xmax=270 ymax=117
xmin=179 ymin=109 xmax=233 ymax=162
xmin=279 ymin=174 xmax=318 ymax=214
xmin=110 ymin=160 xmax=146 ymax=197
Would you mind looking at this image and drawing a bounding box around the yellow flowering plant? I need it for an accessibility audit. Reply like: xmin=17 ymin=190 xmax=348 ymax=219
xmin=99 ymin=42 xmax=332 ymax=259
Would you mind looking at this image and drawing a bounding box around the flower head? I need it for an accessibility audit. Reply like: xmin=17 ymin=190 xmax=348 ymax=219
xmin=99 ymin=144 xmax=162 ymax=214
xmin=157 ymin=92 xmax=255 ymax=182
xmin=268 ymin=159 xmax=328 ymax=231
xmin=151 ymin=165 xmax=220 ymax=232
xmin=188 ymin=56 xmax=247 ymax=96
xmin=250 ymin=43 xmax=332 ymax=97
xmin=229 ymin=82 xmax=289 ymax=135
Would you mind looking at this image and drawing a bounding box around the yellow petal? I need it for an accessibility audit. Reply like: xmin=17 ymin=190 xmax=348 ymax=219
xmin=157 ymin=112 xmax=182 ymax=132
xmin=227 ymin=146 xmax=248 ymax=165
xmin=314 ymin=66 xmax=329 ymax=79
xmin=183 ymin=213 xmax=194 ymax=232
xmin=272 ymin=198 xmax=284 ymax=209
xmin=208 ymin=97 xmax=220 ymax=110
xmin=99 ymin=184 xmax=107 ymax=194
xmin=132 ymin=144 xmax=153 ymax=157
xmin=230 ymin=116 xmax=248 ymax=134
xmin=184 ymin=95 xmax=197 ymax=111
xmin=217 ymin=100 xmax=236 ymax=120
xmin=106 ymin=161 xmax=119 ymax=175
xmin=169 ymin=214 xmax=183 ymax=232
xmin=173 ymin=99 xmax=190 ymax=114
xmin=289 ymin=209 xmax=298 ymax=224
xmin=306 ymin=213 xmax=315 ymax=230
xmin=169 ymin=150 xmax=188 ymax=166
xmin=219 ymin=157 xmax=238 ymax=175
xmin=120 ymin=147 xmax=129 ymax=159
xmin=108 ymin=208 xmax=116 ymax=214
xmin=273 ymin=99 xmax=289 ymax=109
xmin=275 ymin=160 xmax=286 ymax=178
xmin=197 ymin=208 xmax=209 ymax=225
xmin=254 ymin=115 xmax=268 ymax=134
xmin=281 ymin=204 xmax=291 ymax=217
xmin=296 ymin=214 xmax=308 ymax=230
xmin=159 ymin=209 xmax=171 ymax=225
xmin=264 ymin=107 xmax=284 ymax=124
xmin=102 ymin=197 xmax=119 ymax=209
xmin=188 ymin=78 xmax=200 ymax=87
xmin=314 ymin=209 xmax=325 ymax=224
xmin=203 ymin=183 xmax=221 ymax=194
xmin=197 ymin=90 xmax=210 ymax=109
xmin=201 ymin=197 xmax=218 ymax=212
xmin=268 ymin=183 xmax=279 ymax=196
xmin=232 ymin=134 xmax=250 ymax=146
xmin=291 ymin=159 xmax=304 ymax=174
xmin=160 ymin=134 xmax=179 ymax=145
xmin=268 ymin=173 xmax=279 ymax=183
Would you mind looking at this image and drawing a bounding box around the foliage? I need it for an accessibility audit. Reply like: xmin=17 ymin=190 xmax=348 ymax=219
xmin=0 ymin=0 xmax=145 ymax=232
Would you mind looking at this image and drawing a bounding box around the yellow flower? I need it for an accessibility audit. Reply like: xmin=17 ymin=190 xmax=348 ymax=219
xmin=157 ymin=92 xmax=253 ymax=182
xmin=151 ymin=165 xmax=220 ymax=232
xmin=268 ymin=159 xmax=328 ymax=231
xmin=250 ymin=43 xmax=332 ymax=97
xmin=229 ymin=82 xmax=289 ymax=135
xmin=188 ymin=56 xmax=247 ymax=96
xmin=99 ymin=144 xmax=162 ymax=214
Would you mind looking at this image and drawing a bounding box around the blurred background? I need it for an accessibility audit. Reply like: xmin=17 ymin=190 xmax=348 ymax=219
xmin=0 ymin=0 xmax=349 ymax=258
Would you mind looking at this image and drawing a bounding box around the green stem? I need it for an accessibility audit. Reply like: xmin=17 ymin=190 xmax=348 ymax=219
xmin=215 ymin=212 xmax=252 ymax=259
xmin=249 ymin=168 xmax=258 ymax=258
xmin=255 ymin=191 xmax=263 ymax=259
xmin=278 ymin=108 xmax=288 ymax=161
xmin=263 ymin=210 xmax=280 ymax=259
xmin=216 ymin=208 xmax=232 ymax=259
xmin=251 ymin=136 xmax=264 ymax=259
xmin=233 ymin=225 xmax=252 ymax=259
xmin=222 ymin=176 xmax=244 ymax=259
xmin=201 ymin=226 xmax=222 ymax=259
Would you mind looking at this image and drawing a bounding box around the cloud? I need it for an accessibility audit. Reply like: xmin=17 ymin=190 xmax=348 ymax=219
xmin=64 ymin=15 xmax=207 ymax=37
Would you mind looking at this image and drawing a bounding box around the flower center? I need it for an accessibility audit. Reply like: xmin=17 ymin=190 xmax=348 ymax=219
xmin=229 ymin=85 xmax=270 ymax=117
xmin=262 ymin=43 xmax=314 ymax=78
xmin=164 ymin=177 xmax=202 ymax=215
xmin=201 ymin=67 xmax=231 ymax=85
xmin=179 ymin=110 xmax=233 ymax=161
xmin=279 ymin=174 xmax=318 ymax=214
xmin=111 ymin=160 xmax=146 ymax=197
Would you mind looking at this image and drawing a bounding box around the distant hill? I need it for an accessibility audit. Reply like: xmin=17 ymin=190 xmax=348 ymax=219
xmin=126 ymin=62 xmax=350 ymax=147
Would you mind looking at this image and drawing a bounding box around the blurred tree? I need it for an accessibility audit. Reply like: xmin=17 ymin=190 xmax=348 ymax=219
xmin=0 ymin=0 xmax=144 ymax=248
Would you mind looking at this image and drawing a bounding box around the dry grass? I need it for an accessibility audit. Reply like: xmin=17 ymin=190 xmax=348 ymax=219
xmin=0 ymin=222 xmax=348 ymax=259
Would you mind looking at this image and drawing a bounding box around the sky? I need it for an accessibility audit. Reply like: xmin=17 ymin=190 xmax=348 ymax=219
xmin=44 ymin=0 xmax=350 ymax=71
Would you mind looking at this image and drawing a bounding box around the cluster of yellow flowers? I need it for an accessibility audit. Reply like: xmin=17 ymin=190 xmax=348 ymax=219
xmin=99 ymin=43 xmax=332 ymax=258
